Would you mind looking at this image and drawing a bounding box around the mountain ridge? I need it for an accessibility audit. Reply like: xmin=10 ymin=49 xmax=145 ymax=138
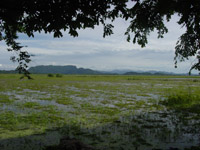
xmin=0 ymin=65 xmax=188 ymax=75
xmin=28 ymin=65 xmax=102 ymax=75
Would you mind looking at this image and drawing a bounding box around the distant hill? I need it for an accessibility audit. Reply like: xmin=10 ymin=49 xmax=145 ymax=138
xmin=28 ymin=65 xmax=102 ymax=75
xmin=0 ymin=65 xmax=188 ymax=75
xmin=0 ymin=70 xmax=17 ymax=74
xmin=124 ymin=71 xmax=176 ymax=75
xmin=103 ymin=69 xmax=134 ymax=74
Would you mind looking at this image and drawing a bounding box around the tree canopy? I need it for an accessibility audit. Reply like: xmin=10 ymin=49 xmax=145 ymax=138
xmin=0 ymin=0 xmax=200 ymax=76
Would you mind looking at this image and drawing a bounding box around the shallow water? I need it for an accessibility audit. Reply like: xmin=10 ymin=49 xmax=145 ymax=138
xmin=1 ymin=109 xmax=199 ymax=150
xmin=0 ymin=77 xmax=200 ymax=150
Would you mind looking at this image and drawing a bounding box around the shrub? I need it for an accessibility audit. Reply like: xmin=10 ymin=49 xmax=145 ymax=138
xmin=193 ymin=79 xmax=199 ymax=82
xmin=56 ymin=74 xmax=63 ymax=78
xmin=47 ymin=73 xmax=54 ymax=77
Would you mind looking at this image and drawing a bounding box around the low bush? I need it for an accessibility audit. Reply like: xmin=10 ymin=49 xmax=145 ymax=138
xmin=56 ymin=74 xmax=63 ymax=78
xmin=47 ymin=74 xmax=54 ymax=77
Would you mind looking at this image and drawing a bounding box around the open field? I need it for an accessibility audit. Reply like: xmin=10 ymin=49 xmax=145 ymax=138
xmin=0 ymin=74 xmax=200 ymax=150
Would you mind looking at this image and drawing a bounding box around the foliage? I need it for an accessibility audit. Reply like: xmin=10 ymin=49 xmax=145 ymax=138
xmin=0 ymin=0 xmax=200 ymax=73
xmin=56 ymin=74 xmax=63 ymax=78
xmin=47 ymin=73 xmax=54 ymax=77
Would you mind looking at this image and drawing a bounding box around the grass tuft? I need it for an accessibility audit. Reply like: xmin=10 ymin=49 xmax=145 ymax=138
xmin=161 ymin=93 xmax=200 ymax=113
xmin=0 ymin=95 xmax=14 ymax=104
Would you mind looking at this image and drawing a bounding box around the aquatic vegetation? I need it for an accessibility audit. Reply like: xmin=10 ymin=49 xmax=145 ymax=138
xmin=20 ymin=102 xmax=42 ymax=109
xmin=56 ymin=97 xmax=74 ymax=105
xmin=161 ymin=92 xmax=200 ymax=113
xmin=0 ymin=95 xmax=14 ymax=104
xmin=0 ymin=74 xmax=200 ymax=150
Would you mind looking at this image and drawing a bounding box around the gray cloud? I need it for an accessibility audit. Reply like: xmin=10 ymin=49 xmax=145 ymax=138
xmin=0 ymin=15 xmax=194 ymax=73
xmin=29 ymin=48 xmax=192 ymax=73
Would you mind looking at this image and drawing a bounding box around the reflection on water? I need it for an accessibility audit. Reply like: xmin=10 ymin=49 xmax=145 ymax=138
xmin=0 ymin=110 xmax=200 ymax=150
xmin=0 ymin=131 xmax=61 ymax=150
xmin=74 ymin=111 xmax=200 ymax=150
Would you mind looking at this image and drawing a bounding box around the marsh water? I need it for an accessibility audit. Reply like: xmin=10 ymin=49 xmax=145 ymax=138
xmin=1 ymin=110 xmax=200 ymax=150
xmin=0 ymin=75 xmax=200 ymax=150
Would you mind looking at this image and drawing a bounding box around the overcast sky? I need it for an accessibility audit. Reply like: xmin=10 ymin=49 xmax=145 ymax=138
xmin=0 ymin=15 xmax=198 ymax=74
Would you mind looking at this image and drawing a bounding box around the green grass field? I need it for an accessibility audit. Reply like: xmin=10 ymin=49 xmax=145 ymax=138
xmin=0 ymin=74 xmax=200 ymax=150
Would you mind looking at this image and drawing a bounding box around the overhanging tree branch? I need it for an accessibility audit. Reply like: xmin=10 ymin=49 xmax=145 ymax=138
xmin=0 ymin=0 xmax=200 ymax=75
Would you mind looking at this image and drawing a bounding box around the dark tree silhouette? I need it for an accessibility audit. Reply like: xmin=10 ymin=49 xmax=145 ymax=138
xmin=0 ymin=0 xmax=200 ymax=76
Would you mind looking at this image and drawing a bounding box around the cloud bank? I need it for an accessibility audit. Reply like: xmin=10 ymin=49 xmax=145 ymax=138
xmin=0 ymin=15 xmax=197 ymax=73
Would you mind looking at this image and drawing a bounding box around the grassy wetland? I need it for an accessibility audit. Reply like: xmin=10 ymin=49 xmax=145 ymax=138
xmin=0 ymin=74 xmax=200 ymax=150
